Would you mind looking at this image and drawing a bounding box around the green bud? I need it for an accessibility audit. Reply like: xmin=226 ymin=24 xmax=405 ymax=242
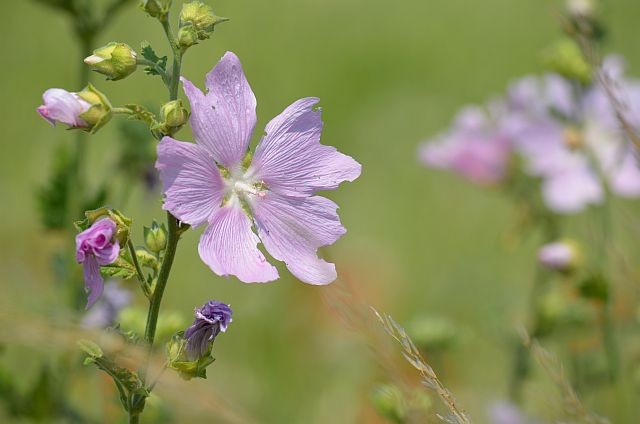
xmin=75 ymin=206 xmax=132 ymax=246
xmin=139 ymin=0 xmax=172 ymax=19
xmin=143 ymin=220 xmax=168 ymax=253
xmin=177 ymin=24 xmax=199 ymax=49
xmin=85 ymin=42 xmax=138 ymax=81
xmin=155 ymin=100 xmax=190 ymax=136
xmin=370 ymin=384 xmax=406 ymax=424
xmin=76 ymin=84 xmax=112 ymax=133
xmin=543 ymin=38 xmax=592 ymax=84
xmin=179 ymin=1 xmax=228 ymax=46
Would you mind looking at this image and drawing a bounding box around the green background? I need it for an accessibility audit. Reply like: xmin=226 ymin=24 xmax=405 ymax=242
xmin=1 ymin=0 xmax=640 ymax=422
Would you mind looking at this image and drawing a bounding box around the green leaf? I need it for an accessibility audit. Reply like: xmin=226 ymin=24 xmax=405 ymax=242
xmin=140 ymin=41 xmax=168 ymax=76
xmin=101 ymin=255 xmax=137 ymax=280
xmin=37 ymin=145 xmax=71 ymax=230
xmin=77 ymin=339 xmax=104 ymax=358
xmin=81 ymin=348 xmax=148 ymax=412
xmin=123 ymin=104 xmax=157 ymax=126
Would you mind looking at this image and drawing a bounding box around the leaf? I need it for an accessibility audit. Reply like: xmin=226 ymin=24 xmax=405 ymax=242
xmin=77 ymin=339 xmax=104 ymax=358
xmin=100 ymin=255 xmax=137 ymax=280
xmin=80 ymin=345 xmax=148 ymax=412
xmin=123 ymin=104 xmax=157 ymax=126
xmin=140 ymin=41 xmax=167 ymax=76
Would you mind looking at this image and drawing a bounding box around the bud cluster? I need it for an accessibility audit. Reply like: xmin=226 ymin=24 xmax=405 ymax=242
xmin=178 ymin=1 xmax=228 ymax=50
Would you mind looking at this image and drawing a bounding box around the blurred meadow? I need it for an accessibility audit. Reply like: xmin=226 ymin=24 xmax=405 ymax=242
xmin=2 ymin=0 xmax=640 ymax=422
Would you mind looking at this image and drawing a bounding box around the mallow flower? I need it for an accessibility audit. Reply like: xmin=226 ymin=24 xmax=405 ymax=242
xmin=419 ymin=106 xmax=511 ymax=186
xmin=156 ymin=52 xmax=361 ymax=284
xmin=184 ymin=300 xmax=232 ymax=360
xmin=37 ymin=88 xmax=91 ymax=128
xmin=75 ymin=218 xmax=120 ymax=308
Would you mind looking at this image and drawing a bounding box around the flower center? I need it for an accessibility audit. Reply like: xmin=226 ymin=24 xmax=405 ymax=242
xmin=222 ymin=168 xmax=267 ymax=207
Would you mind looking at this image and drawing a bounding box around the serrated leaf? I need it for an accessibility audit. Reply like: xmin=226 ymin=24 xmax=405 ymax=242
xmin=123 ymin=104 xmax=157 ymax=126
xmin=140 ymin=41 xmax=168 ymax=76
xmin=100 ymin=255 xmax=136 ymax=280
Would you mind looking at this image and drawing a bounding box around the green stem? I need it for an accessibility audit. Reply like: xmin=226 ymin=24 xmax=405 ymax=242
xmin=130 ymin=14 xmax=186 ymax=424
xmin=509 ymin=215 xmax=558 ymax=402
xmin=127 ymin=240 xmax=146 ymax=285
xmin=143 ymin=212 xmax=180 ymax=345
xmin=136 ymin=57 xmax=170 ymax=86
xmin=597 ymin=198 xmax=619 ymax=382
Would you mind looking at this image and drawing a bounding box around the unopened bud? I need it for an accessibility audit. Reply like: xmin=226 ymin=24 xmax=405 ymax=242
xmin=85 ymin=42 xmax=138 ymax=81
xmin=179 ymin=1 xmax=228 ymax=47
xmin=543 ymin=38 xmax=592 ymax=84
xmin=161 ymin=100 xmax=189 ymax=130
xmin=538 ymin=240 xmax=581 ymax=273
xmin=139 ymin=0 xmax=172 ymax=19
xmin=144 ymin=220 xmax=168 ymax=253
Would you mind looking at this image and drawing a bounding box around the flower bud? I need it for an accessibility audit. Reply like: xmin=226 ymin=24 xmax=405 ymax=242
xmin=155 ymin=100 xmax=190 ymax=136
xmin=139 ymin=0 xmax=172 ymax=19
xmin=85 ymin=42 xmax=138 ymax=81
xmin=177 ymin=24 xmax=199 ymax=49
xmin=166 ymin=301 xmax=232 ymax=380
xmin=537 ymin=240 xmax=581 ymax=273
xmin=179 ymin=1 xmax=228 ymax=46
xmin=143 ymin=220 xmax=168 ymax=253
xmin=74 ymin=84 xmax=113 ymax=133
xmin=543 ymin=38 xmax=592 ymax=84
xmin=184 ymin=301 xmax=232 ymax=360
xmin=37 ymin=88 xmax=91 ymax=129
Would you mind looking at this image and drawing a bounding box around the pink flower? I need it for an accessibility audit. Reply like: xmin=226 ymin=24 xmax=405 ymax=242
xmin=156 ymin=52 xmax=361 ymax=285
xmin=37 ymin=88 xmax=90 ymax=128
xmin=75 ymin=218 xmax=120 ymax=308
xmin=419 ymin=106 xmax=511 ymax=185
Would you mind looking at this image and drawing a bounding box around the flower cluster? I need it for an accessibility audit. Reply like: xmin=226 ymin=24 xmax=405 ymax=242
xmin=419 ymin=56 xmax=640 ymax=214
xmin=156 ymin=52 xmax=361 ymax=285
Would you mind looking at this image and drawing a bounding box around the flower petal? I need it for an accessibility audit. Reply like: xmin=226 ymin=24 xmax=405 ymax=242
xmin=83 ymin=255 xmax=104 ymax=309
xmin=181 ymin=52 xmax=256 ymax=169
xmin=94 ymin=240 xmax=120 ymax=266
xmin=249 ymin=97 xmax=361 ymax=197
xmin=156 ymin=137 xmax=224 ymax=227
xmin=541 ymin=167 xmax=603 ymax=214
xmin=610 ymin=151 xmax=640 ymax=197
xmin=38 ymin=88 xmax=89 ymax=127
xmin=253 ymin=192 xmax=345 ymax=285
xmin=198 ymin=206 xmax=278 ymax=283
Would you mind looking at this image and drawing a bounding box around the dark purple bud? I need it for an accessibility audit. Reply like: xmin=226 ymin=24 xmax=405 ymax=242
xmin=184 ymin=301 xmax=232 ymax=360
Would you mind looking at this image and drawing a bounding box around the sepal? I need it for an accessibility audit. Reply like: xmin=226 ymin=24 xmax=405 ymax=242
xmin=166 ymin=332 xmax=216 ymax=380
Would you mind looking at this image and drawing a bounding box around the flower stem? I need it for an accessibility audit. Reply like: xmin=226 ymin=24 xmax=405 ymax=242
xmin=127 ymin=240 xmax=146 ymax=286
xmin=509 ymin=215 xmax=558 ymax=402
xmin=144 ymin=212 xmax=180 ymax=345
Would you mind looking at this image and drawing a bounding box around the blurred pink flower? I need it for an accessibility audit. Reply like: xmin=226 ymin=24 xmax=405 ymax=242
xmin=419 ymin=106 xmax=511 ymax=185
